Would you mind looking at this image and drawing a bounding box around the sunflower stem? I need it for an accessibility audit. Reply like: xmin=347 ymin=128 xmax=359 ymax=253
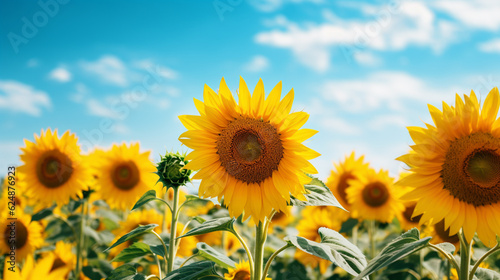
xmin=75 ymin=199 xmax=86 ymax=280
xmin=151 ymin=230 xmax=169 ymax=274
xmin=458 ymin=229 xmax=472 ymax=280
xmin=154 ymin=253 xmax=162 ymax=280
xmin=232 ymin=227 xmax=254 ymax=278
xmin=254 ymin=221 xmax=268 ymax=280
xmin=167 ymin=187 xmax=180 ymax=273
xmin=368 ymin=220 xmax=376 ymax=259
xmin=428 ymin=243 xmax=459 ymax=271
xmin=469 ymin=242 xmax=500 ymax=278
xmin=352 ymin=223 xmax=359 ymax=246
xmin=262 ymin=243 xmax=292 ymax=280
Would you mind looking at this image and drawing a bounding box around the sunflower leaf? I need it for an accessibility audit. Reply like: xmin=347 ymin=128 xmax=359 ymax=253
xmin=434 ymin=242 xmax=456 ymax=255
xmin=107 ymin=264 xmax=146 ymax=280
xmin=31 ymin=205 xmax=55 ymax=222
xmin=353 ymin=228 xmax=432 ymax=280
xmin=111 ymin=242 xmax=153 ymax=263
xmin=287 ymin=227 xmax=367 ymax=279
xmin=196 ymin=242 xmax=236 ymax=269
xmin=290 ymin=176 xmax=346 ymax=210
xmin=131 ymin=190 xmax=169 ymax=211
xmin=178 ymin=217 xmax=235 ymax=238
xmin=163 ymin=260 xmax=216 ymax=280
xmin=105 ymin=224 xmax=158 ymax=252
xmin=339 ymin=218 xmax=359 ymax=234
xmin=473 ymin=267 xmax=500 ymax=280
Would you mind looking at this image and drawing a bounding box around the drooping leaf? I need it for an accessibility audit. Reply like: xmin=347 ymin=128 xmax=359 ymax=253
xmin=434 ymin=242 xmax=456 ymax=255
xmin=178 ymin=218 xmax=235 ymax=238
xmin=163 ymin=260 xmax=216 ymax=280
xmin=287 ymin=227 xmax=367 ymax=279
xmin=353 ymin=228 xmax=431 ymax=280
xmin=473 ymin=267 xmax=500 ymax=280
xmin=112 ymin=242 xmax=153 ymax=263
xmin=131 ymin=190 xmax=169 ymax=211
xmin=196 ymin=242 xmax=236 ymax=269
xmin=105 ymin=224 xmax=158 ymax=252
xmin=31 ymin=205 xmax=55 ymax=222
xmin=107 ymin=264 xmax=146 ymax=280
xmin=290 ymin=176 xmax=346 ymax=210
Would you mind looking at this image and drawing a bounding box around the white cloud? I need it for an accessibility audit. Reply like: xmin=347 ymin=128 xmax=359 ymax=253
xmin=353 ymin=52 xmax=381 ymax=66
xmin=478 ymin=38 xmax=500 ymax=53
xmin=369 ymin=115 xmax=408 ymax=130
xmin=320 ymin=116 xmax=361 ymax=135
xmin=49 ymin=67 xmax=72 ymax=82
xmin=86 ymin=99 xmax=120 ymax=119
xmin=27 ymin=59 xmax=38 ymax=68
xmin=320 ymin=71 xmax=455 ymax=112
xmin=244 ymin=55 xmax=270 ymax=72
xmin=255 ymin=2 xmax=457 ymax=71
xmin=433 ymin=0 xmax=500 ymax=31
xmin=249 ymin=0 xmax=323 ymax=12
xmin=70 ymin=83 xmax=89 ymax=103
xmin=134 ymin=59 xmax=179 ymax=80
xmin=0 ymin=80 xmax=51 ymax=116
xmin=80 ymin=55 xmax=129 ymax=87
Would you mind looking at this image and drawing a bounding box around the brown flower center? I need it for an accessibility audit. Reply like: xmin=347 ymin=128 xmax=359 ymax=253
xmin=50 ymin=257 xmax=66 ymax=271
xmin=337 ymin=172 xmax=355 ymax=205
xmin=233 ymin=270 xmax=251 ymax=280
xmin=4 ymin=221 xmax=28 ymax=249
xmin=217 ymin=117 xmax=283 ymax=184
xmin=111 ymin=161 xmax=140 ymax=190
xmin=36 ymin=150 xmax=73 ymax=188
xmin=272 ymin=211 xmax=286 ymax=222
xmin=362 ymin=182 xmax=389 ymax=207
xmin=434 ymin=219 xmax=459 ymax=244
xmin=442 ymin=132 xmax=500 ymax=206
xmin=402 ymin=204 xmax=422 ymax=224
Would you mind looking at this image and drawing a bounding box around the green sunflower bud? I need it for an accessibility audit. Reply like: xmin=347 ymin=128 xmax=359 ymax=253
xmin=156 ymin=151 xmax=191 ymax=190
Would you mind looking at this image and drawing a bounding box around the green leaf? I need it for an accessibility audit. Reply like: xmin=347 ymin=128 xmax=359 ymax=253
xmin=112 ymin=242 xmax=153 ymax=263
xmin=435 ymin=242 xmax=456 ymax=255
xmin=106 ymin=264 xmax=146 ymax=280
xmin=131 ymin=190 xmax=169 ymax=211
xmin=289 ymin=176 xmax=346 ymax=210
xmin=31 ymin=205 xmax=55 ymax=222
xmin=178 ymin=218 xmax=235 ymax=238
xmin=184 ymin=194 xmax=210 ymax=204
xmin=339 ymin=218 xmax=359 ymax=234
xmin=353 ymin=228 xmax=432 ymax=280
xmin=84 ymin=226 xmax=101 ymax=243
xmin=105 ymin=224 xmax=158 ymax=252
xmin=163 ymin=261 xmax=216 ymax=280
xmin=473 ymin=267 xmax=500 ymax=280
xmin=287 ymin=227 xmax=367 ymax=278
xmin=196 ymin=242 xmax=236 ymax=269
xmin=82 ymin=266 xmax=105 ymax=280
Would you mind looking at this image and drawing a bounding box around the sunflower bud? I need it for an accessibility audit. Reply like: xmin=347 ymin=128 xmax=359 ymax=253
xmin=156 ymin=151 xmax=191 ymax=190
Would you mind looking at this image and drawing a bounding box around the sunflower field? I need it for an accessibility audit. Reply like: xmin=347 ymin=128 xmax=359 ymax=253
xmin=1 ymin=76 xmax=500 ymax=280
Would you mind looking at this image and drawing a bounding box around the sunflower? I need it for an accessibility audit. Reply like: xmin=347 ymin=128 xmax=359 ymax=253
xmin=295 ymin=206 xmax=342 ymax=273
xmin=92 ymin=143 xmax=157 ymax=210
xmin=179 ymin=77 xmax=320 ymax=223
xmin=224 ymin=260 xmax=271 ymax=280
xmin=0 ymin=211 xmax=44 ymax=261
xmin=423 ymin=219 xmax=460 ymax=253
xmin=3 ymin=255 xmax=70 ymax=280
xmin=347 ymin=168 xmax=404 ymax=223
xmin=18 ymin=129 xmax=91 ymax=207
xmin=326 ymin=152 xmax=370 ymax=214
xmin=44 ymin=241 xmax=76 ymax=276
xmin=397 ymin=87 xmax=500 ymax=246
xmin=396 ymin=173 xmax=423 ymax=231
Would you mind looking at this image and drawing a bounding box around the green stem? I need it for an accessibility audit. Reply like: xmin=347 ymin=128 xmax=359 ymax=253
xmin=74 ymin=200 xmax=86 ymax=280
xmin=428 ymin=243 xmax=459 ymax=271
xmin=146 ymin=275 xmax=161 ymax=280
xmin=180 ymin=254 xmax=198 ymax=268
xmin=458 ymin=230 xmax=472 ymax=280
xmin=232 ymin=228 xmax=254 ymax=277
xmin=154 ymin=254 xmax=162 ymax=280
xmin=151 ymin=230 xmax=169 ymax=274
xmin=469 ymin=242 xmax=500 ymax=278
xmin=254 ymin=221 xmax=268 ymax=280
xmin=368 ymin=220 xmax=376 ymax=259
xmin=167 ymin=187 xmax=180 ymax=273
xmin=262 ymin=243 xmax=292 ymax=279
xmin=352 ymin=223 xmax=359 ymax=246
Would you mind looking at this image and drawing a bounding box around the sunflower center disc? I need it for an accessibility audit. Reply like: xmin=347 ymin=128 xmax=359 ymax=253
xmin=362 ymin=182 xmax=389 ymax=207
xmin=402 ymin=204 xmax=422 ymax=224
xmin=434 ymin=219 xmax=459 ymax=244
xmin=3 ymin=221 xmax=28 ymax=249
xmin=338 ymin=172 xmax=356 ymax=205
xmin=50 ymin=257 xmax=66 ymax=271
xmin=36 ymin=150 xmax=74 ymax=188
xmin=442 ymin=132 xmax=500 ymax=206
xmin=217 ymin=117 xmax=284 ymax=184
xmin=233 ymin=271 xmax=251 ymax=280
xmin=112 ymin=161 xmax=140 ymax=190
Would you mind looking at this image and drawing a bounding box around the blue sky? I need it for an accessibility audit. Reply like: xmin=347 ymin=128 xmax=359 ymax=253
xmin=1 ymin=0 xmax=500 ymax=180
